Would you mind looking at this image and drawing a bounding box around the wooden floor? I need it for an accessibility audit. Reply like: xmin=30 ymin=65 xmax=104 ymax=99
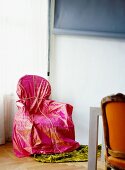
xmin=0 ymin=143 xmax=105 ymax=170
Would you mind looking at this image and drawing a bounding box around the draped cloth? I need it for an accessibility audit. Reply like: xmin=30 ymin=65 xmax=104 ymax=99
xmin=12 ymin=75 xmax=80 ymax=157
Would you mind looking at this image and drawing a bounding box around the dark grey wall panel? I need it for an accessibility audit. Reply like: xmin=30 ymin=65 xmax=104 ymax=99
xmin=54 ymin=0 xmax=125 ymax=38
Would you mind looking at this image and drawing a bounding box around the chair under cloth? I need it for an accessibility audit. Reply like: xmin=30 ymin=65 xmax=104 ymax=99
xmin=12 ymin=75 xmax=80 ymax=157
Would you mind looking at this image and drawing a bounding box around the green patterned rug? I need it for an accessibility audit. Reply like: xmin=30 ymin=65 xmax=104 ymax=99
xmin=34 ymin=145 xmax=101 ymax=163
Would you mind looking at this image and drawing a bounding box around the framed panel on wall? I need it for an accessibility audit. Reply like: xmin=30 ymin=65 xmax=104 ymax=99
xmin=53 ymin=0 xmax=125 ymax=38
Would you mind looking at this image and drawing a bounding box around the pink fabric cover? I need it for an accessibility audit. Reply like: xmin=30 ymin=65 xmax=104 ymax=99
xmin=12 ymin=75 xmax=80 ymax=157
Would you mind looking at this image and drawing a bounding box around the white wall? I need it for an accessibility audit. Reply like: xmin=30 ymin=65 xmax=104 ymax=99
xmin=0 ymin=0 xmax=48 ymax=144
xmin=50 ymin=35 xmax=125 ymax=144
xmin=0 ymin=0 xmax=48 ymax=86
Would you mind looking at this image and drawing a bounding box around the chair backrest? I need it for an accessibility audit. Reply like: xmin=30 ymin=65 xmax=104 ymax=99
xmin=16 ymin=75 xmax=51 ymax=112
xmin=101 ymin=93 xmax=125 ymax=157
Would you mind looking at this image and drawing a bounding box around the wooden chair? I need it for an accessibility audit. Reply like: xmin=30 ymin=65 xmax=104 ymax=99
xmin=101 ymin=93 xmax=125 ymax=170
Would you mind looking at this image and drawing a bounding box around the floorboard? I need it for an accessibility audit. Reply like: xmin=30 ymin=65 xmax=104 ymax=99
xmin=0 ymin=143 xmax=105 ymax=170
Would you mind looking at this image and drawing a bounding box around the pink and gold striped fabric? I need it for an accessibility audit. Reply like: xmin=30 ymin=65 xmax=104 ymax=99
xmin=12 ymin=75 xmax=80 ymax=157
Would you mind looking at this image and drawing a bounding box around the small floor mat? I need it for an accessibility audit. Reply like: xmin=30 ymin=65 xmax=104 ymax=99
xmin=34 ymin=145 xmax=101 ymax=163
